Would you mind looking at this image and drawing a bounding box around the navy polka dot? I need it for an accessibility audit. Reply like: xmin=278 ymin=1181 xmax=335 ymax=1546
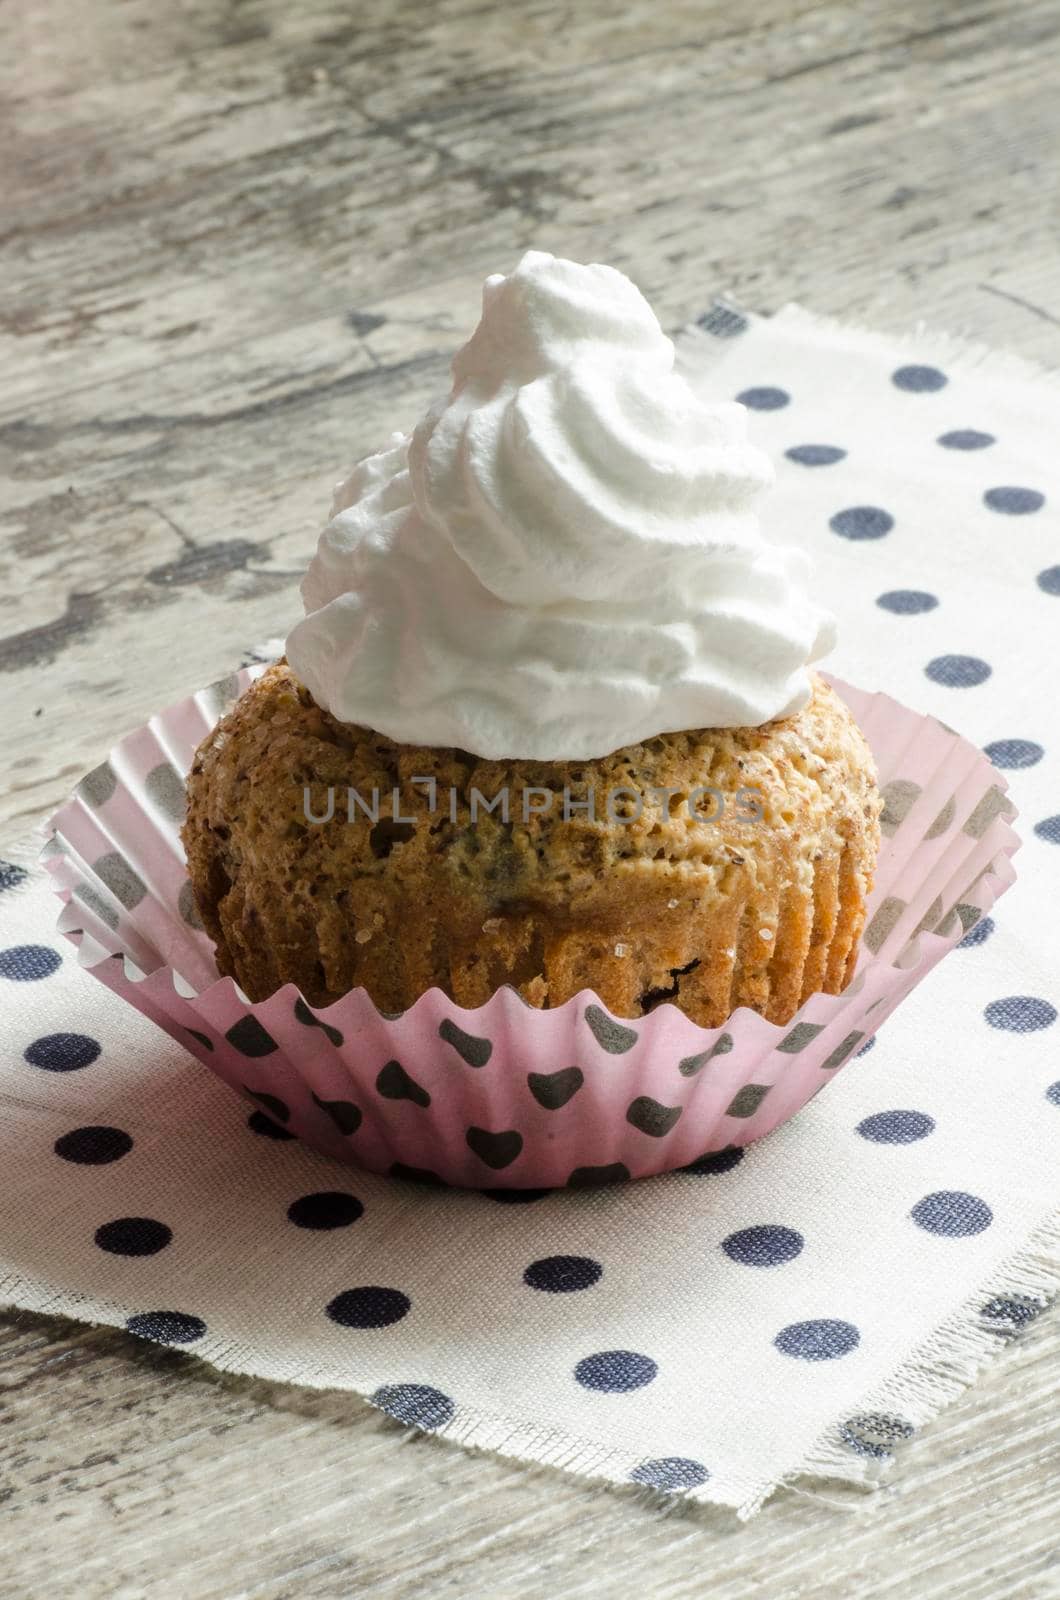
xmin=524 ymin=1255 xmax=602 ymax=1293
xmin=938 ymin=429 xmax=994 ymax=450
xmin=247 ymin=1087 xmax=292 ymax=1122
xmin=1038 ymin=566 xmax=1060 ymax=596
xmin=856 ymin=1036 xmax=876 ymax=1056
xmin=981 ymin=1296 xmax=1043 ymax=1332
xmin=326 ymin=1287 xmax=410 ymax=1328
xmin=126 ymin=1311 xmax=206 ymax=1345
xmin=1034 ymin=815 xmax=1060 ymax=845
xmin=959 ymin=915 xmax=995 ymax=949
xmin=54 ymin=1125 xmax=133 ymax=1165
xmin=1045 ymin=1081 xmax=1060 ymax=1107
xmin=839 ymin=1412 xmax=915 ymax=1458
xmin=877 ymin=590 xmax=938 ymax=614
xmin=737 ymin=385 xmax=789 ymax=411
xmin=574 ymin=1349 xmax=658 ymax=1392
xmin=830 ymin=506 xmax=893 ymax=540
xmin=0 ymin=860 xmax=28 ymax=893
xmin=630 ymin=1457 xmax=710 ymax=1491
xmin=926 ymin=655 xmax=991 ymax=688
xmin=483 ymin=1188 xmax=551 ymax=1204
xmin=786 ymin=444 xmax=846 ymax=466
xmin=683 ymin=1146 xmax=745 ymax=1176
xmin=857 ymin=1109 xmax=935 ymax=1144
xmin=247 ymin=1110 xmax=296 ymax=1140
xmin=95 ymin=1217 xmax=172 ymax=1256
xmin=248 ymin=1089 xmax=291 ymax=1124
xmin=722 ymin=1224 xmax=804 ymax=1267
xmin=389 ymin=1163 xmax=445 ymax=1187
xmin=24 ymin=1032 xmax=101 ymax=1072
xmin=984 ymin=486 xmax=1044 ymax=515
xmin=372 ymin=1383 xmax=454 ymax=1430
xmin=911 ymin=1190 xmax=992 ymax=1237
xmin=288 ymin=1192 xmax=364 ymax=1230
xmin=984 ymin=995 xmax=1057 ymax=1032
xmin=893 ymin=364 xmax=947 ymax=392
xmin=697 ymin=305 xmax=748 ymax=338
xmin=774 ymin=1319 xmax=860 ymax=1361
xmin=0 ymin=944 xmax=61 ymax=981
xmin=985 ymin=739 xmax=1043 ymax=769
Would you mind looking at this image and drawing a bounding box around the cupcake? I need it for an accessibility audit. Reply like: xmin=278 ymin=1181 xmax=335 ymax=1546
xmin=51 ymin=252 xmax=1014 ymax=1187
xmin=182 ymin=251 xmax=880 ymax=1029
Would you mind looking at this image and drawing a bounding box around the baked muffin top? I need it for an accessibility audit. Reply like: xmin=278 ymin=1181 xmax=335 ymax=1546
xmin=188 ymin=661 xmax=875 ymax=916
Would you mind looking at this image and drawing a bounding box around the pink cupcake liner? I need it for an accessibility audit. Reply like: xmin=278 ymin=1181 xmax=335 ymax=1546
xmin=43 ymin=671 xmax=1019 ymax=1189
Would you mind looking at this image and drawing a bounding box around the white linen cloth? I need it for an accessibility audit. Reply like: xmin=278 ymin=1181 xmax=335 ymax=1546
xmin=1 ymin=305 xmax=1057 ymax=1516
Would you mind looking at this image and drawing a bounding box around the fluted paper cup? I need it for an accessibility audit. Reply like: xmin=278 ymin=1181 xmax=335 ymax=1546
xmin=43 ymin=670 xmax=1019 ymax=1189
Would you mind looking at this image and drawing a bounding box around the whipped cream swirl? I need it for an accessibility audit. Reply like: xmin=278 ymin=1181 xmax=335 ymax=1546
xmin=287 ymin=251 xmax=835 ymax=759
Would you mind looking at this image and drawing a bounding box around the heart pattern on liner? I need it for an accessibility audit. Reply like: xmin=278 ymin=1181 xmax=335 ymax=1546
xmin=44 ymin=672 xmax=1017 ymax=1188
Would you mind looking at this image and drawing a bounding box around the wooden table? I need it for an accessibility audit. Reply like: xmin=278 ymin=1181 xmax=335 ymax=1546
xmin=3 ymin=2 xmax=1058 ymax=1594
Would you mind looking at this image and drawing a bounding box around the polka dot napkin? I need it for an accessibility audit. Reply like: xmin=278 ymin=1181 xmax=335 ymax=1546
xmin=2 ymin=305 xmax=1059 ymax=1518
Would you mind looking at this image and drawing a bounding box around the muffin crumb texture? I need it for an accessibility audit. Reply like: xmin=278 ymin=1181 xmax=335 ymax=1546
xmin=181 ymin=663 xmax=881 ymax=1027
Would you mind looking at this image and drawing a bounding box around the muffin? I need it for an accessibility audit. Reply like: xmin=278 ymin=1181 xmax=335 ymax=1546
xmin=183 ymin=662 xmax=877 ymax=1027
xmin=52 ymin=253 xmax=1017 ymax=1188
xmin=182 ymin=250 xmax=880 ymax=1028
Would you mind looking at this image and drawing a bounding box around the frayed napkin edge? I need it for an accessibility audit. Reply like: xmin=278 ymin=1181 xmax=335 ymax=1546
xmin=3 ymin=1197 xmax=1057 ymax=1523
xmin=761 ymin=1200 xmax=1060 ymax=1518
xmin=683 ymin=297 xmax=1060 ymax=395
